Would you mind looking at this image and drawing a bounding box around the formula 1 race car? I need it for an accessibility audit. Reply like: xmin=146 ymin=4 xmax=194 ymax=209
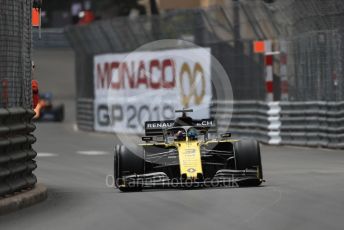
xmin=35 ymin=93 xmax=64 ymax=122
xmin=114 ymin=109 xmax=263 ymax=192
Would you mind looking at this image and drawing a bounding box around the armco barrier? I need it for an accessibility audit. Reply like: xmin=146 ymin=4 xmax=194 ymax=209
xmin=76 ymin=98 xmax=94 ymax=131
xmin=279 ymin=101 xmax=344 ymax=149
xmin=212 ymin=101 xmax=281 ymax=145
xmin=215 ymin=101 xmax=344 ymax=149
xmin=76 ymin=99 xmax=344 ymax=149
xmin=33 ymin=28 xmax=70 ymax=48
xmin=0 ymin=108 xmax=37 ymax=197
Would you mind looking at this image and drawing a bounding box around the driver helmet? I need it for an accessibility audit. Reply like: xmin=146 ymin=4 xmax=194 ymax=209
xmin=175 ymin=130 xmax=185 ymax=140
xmin=41 ymin=92 xmax=53 ymax=102
xmin=187 ymin=128 xmax=198 ymax=140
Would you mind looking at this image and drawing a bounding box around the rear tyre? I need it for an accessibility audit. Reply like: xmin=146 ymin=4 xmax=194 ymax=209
xmin=54 ymin=105 xmax=64 ymax=122
xmin=234 ymin=139 xmax=263 ymax=186
xmin=114 ymin=145 xmax=143 ymax=192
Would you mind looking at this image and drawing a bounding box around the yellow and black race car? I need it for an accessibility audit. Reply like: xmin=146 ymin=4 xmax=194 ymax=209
xmin=114 ymin=109 xmax=263 ymax=192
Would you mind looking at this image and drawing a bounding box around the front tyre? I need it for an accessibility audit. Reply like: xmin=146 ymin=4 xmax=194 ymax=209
xmin=114 ymin=145 xmax=143 ymax=192
xmin=234 ymin=139 xmax=263 ymax=186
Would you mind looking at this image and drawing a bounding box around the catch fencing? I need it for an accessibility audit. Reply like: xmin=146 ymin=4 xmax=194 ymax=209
xmin=266 ymin=0 xmax=344 ymax=35
xmin=66 ymin=2 xmax=280 ymax=101
xmin=0 ymin=0 xmax=38 ymax=197
xmin=68 ymin=0 xmax=344 ymax=149
xmin=66 ymin=1 xmax=283 ymax=132
xmin=67 ymin=0 xmax=344 ymax=104
xmin=286 ymin=29 xmax=344 ymax=101
xmin=0 ymin=0 xmax=33 ymax=109
xmin=267 ymin=0 xmax=344 ymax=101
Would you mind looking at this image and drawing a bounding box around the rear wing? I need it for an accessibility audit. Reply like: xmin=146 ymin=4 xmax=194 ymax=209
xmin=145 ymin=120 xmax=174 ymax=136
xmin=144 ymin=118 xmax=217 ymax=136
xmin=193 ymin=118 xmax=217 ymax=133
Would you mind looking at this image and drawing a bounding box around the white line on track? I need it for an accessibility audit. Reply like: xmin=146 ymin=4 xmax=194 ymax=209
xmin=73 ymin=123 xmax=78 ymax=132
xmin=76 ymin=150 xmax=110 ymax=156
xmin=284 ymin=145 xmax=340 ymax=152
xmin=37 ymin=152 xmax=59 ymax=157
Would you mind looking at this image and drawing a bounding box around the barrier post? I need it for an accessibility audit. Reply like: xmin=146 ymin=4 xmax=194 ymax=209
xmin=255 ymin=40 xmax=279 ymax=102
xmin=1 ymin=79 xmax=8 ymax=108
xmin=267 ymin=102 xmax=281 ymax=145
xmin=280 ymin=40 xmax=288 ymax=101
xmin=264 ymin=40 xmax=274 ymax=102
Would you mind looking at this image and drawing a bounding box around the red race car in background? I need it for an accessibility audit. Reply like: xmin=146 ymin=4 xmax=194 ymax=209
xmin=32 ymin=80 xmax=64 ymax=122
xmin=34 ymin=92 xmax=64 ymax=122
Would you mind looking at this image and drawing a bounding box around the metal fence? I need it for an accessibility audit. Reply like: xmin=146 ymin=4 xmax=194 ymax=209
xmin=0 ymin=0 xmax=38 ymax=197
xmin=66 ymin=2 xmax=280 ymax=101
xmin=67 ymin=0 xmax=344 ymax=103
xmin=267 ymin=0 xmax=344 ymax=101
xmin=67 ymin=0 xmax=344 ymax=148
xmin=0 ymin=0 xmax=33 ymax=109
xmin=266 ymin=0 xmax=344 ymax=35
xmin=287 ymin=30 xmax=344 ymax=101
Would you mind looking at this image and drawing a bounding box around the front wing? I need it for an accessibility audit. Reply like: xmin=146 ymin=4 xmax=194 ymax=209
xmin=120 ymin=169 xmax=262 ymax=189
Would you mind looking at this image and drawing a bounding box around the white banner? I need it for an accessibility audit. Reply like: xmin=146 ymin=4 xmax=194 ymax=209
xmin=94 ymin=47 xmax=212 ymax=133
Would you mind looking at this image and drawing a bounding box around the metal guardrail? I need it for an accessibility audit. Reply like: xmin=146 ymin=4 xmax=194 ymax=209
xmin=76 ymin=98 xmax=94 ymax=131
xmin=33 ymin=28 xmax=70 ymax=48
xmin=213 ymin=100 xmax=344 ymax=149
xmin=76 ymin=99 xmax=344 ymax=149
xmin=279 ymin=101 xmax=344 ymax=148
xmin=0 ymin=108 xmax=37 ymax=197
xmin=212 ymin=101 xmax=281 ymax=144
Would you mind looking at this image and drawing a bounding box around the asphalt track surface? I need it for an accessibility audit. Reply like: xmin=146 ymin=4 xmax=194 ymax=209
xmin=1 ymin=49 xmax=343 ymax=230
